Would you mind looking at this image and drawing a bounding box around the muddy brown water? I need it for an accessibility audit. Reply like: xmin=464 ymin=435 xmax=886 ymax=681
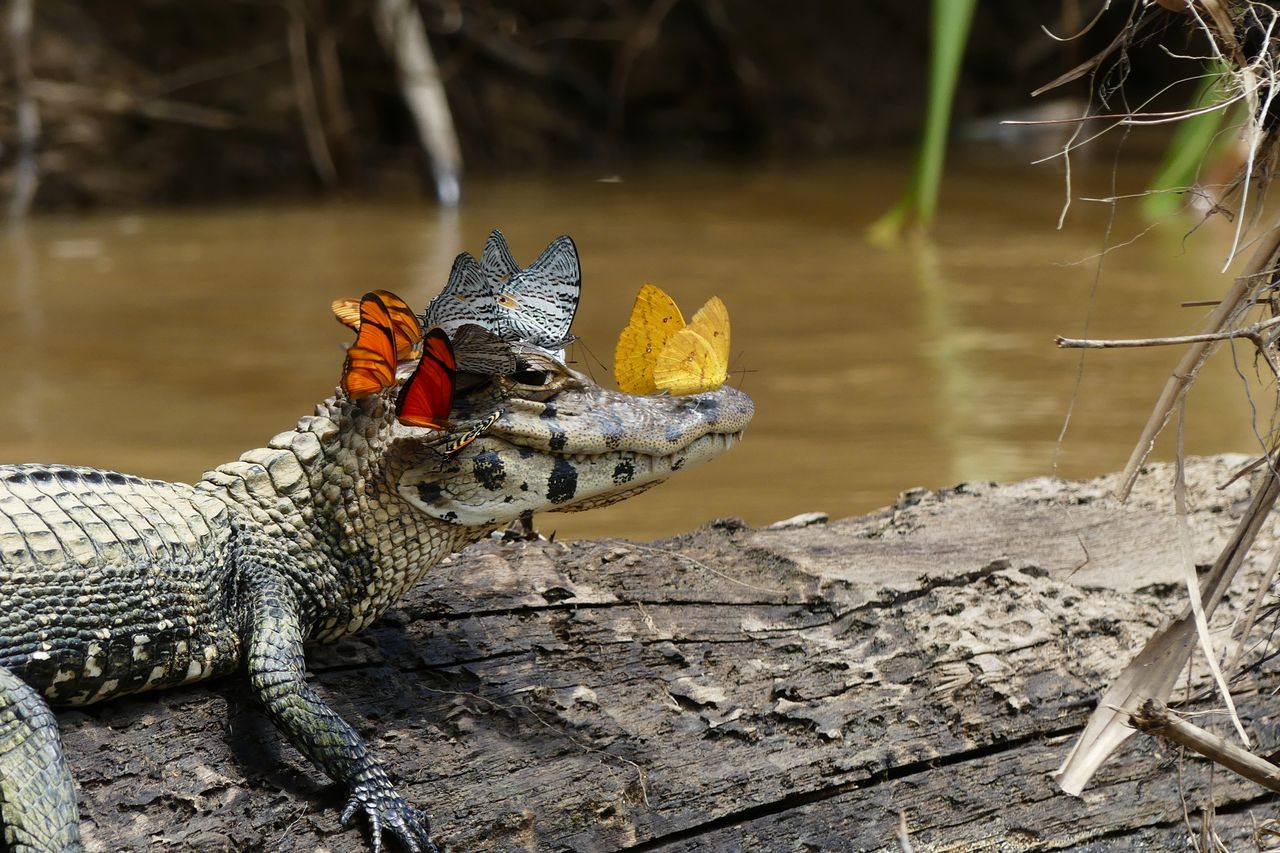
xmin=0 ymin=148 xmax=1267 ymax=540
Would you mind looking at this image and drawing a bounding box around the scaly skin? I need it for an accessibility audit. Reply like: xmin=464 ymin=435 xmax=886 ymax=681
xmin=0 ymin=356 xmax=753 ymax=852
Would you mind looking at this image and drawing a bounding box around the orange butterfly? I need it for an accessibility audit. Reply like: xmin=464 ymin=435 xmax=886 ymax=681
xmin=395 ymin=328 xmax=456 ymax=429
xmin=332 ymin=290 xmax=422 ymax=361
xmin=341 ymin=293 xmax=402 ymax=399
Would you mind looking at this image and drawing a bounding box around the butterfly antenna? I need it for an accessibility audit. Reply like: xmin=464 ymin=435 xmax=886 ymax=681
xmin=729 ymin=352 xmax=756 ymax=391
xmin=571 ymin=338 xmax=609 ymax=385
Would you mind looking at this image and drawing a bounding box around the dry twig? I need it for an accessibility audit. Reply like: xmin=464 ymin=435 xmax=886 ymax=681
xmin=1175 ymin=404 xmax=1249 ymax=746
xmin=1129 ymin=698 xmax=1280 ymax=793
xmin=1114 ymin=226 xmax=1280 ymax=501
xmin=1056 ymin=315 xmax=1280 ymax=349
xmin=28 ymin=80 xmax=238 ymax=131
xmin=1057 ymin=458 xmax=1280 ymax=794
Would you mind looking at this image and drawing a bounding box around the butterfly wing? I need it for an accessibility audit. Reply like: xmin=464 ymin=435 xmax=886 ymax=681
xmin=687 ymin=296 xmax=730 ymax=369
xmin=341 ymin=293 xmax=399 ymax=399
xmin=396 ymin=328 xmax=456 ymax=429
xmin=436 ymin=408 xmax=502 ymax=455
xmin=342 ymin=346 xmax=395 ymax=398
xmin=331 ymin=297 xmax=362 ymax=331
xmin=451 ymin=323 xmax=518 ymax=375
xmin=423 ymin=252 xmax=496 ymax=333
xmin=333 ymin=291 xmax=421 ymax=361
xmin=500 ymin=235 xmax=582 ymax=347
xmin=614 ymin=284 xmax=685 ymax=395
xmin=481 ymin=230 xmax=520 ymax=290
xmin=370 ymin=290 xmax=423 ymax=361
xmin=653 ymin=326 xmax=727 ymax=395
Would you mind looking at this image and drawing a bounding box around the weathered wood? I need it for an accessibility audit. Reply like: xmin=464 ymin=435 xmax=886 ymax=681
xmin=59 ymin=455 xmax=1280 ymax=850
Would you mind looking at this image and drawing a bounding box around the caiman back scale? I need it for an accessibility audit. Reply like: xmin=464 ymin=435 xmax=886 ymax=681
xmin=0 ymin=348 xmax=753 ymax=851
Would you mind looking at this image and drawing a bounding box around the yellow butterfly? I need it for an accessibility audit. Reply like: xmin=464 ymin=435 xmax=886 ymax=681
xmin=614 ymin=284 xmax=730 ymax=395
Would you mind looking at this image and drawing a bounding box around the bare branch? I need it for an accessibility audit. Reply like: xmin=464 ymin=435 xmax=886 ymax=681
xmin=1056 ymin=315 xmax=1280 ymax=349
xmin=375 ymin=0 xmax=463 ymax=207
xmin=287 ymin=4 xmax=338 ymax=189
xmin=1115 ymin=227 xmax=1280 ymax=501
xmin=7 ymin=0 xmax=38 ymax=220
xmin=1129 ymin=699 xmax=1280 ymax=793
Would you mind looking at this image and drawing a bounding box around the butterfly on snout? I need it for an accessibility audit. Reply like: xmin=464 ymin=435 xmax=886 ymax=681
xmin=614 ymin=284 xmax=730 ymax=396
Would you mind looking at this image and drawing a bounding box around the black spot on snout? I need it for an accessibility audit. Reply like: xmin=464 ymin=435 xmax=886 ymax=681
xmin=473 ymin=451 xmax=506 ymax=491
xmin=601 ymin=418 xmax=624 ymax=450
xmin=416 ymin=482 xmax=446 ymax=505
xmin=547 ymin=423 xmax=568 ymax=452
xmin=612 ymin=460 xmax=635 ymax=485
xmin=541 ymin=404 xmax=558 ymax=419
xmin=673 ymin=457 xmax=686 ymax=471
xmin=664 ymin=423 xmax=685 ymax=444
xmin=547 ymin=458 xmax=578 ymax=504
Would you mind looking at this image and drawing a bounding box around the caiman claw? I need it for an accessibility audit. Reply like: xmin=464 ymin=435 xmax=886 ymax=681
xmin=340 ymin=777 xmax=440 ymax=853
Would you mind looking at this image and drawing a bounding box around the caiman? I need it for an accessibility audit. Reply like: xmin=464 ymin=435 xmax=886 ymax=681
xmin=0 ymin=310 xmax=753 ymax=851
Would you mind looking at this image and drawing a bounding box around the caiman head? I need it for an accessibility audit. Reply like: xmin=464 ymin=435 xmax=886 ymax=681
xmin=384 ymin=344 xmax=754 ymax=530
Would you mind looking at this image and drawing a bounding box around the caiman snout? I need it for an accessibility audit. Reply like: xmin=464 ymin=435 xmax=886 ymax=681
xmin=493 ymin=382 xmax=753 ymax=457
xmin=397 ymin=382 xmax=754 ymax=527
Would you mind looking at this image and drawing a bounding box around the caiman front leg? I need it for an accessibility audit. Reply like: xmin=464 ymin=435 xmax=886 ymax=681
xmin=239 ymin=566 xmax=438 ymax=853
xmin=0 ymin=666 xmax=81 ymax=853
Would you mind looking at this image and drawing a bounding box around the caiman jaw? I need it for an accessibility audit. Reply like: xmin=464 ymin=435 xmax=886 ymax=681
xmin=397 ymin=383 xmax=754 ymax=527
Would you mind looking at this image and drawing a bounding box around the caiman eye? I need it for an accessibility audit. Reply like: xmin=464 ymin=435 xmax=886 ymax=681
xmin=455 ymin=372 xmax=492 ymax=395
xmin=510 ymin=369 xmax=551 ymax=387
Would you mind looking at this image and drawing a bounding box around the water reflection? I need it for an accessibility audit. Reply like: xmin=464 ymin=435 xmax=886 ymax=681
xmin=5 ymin=226 xmax=43 ymax=439
xmin=0 ymin=151 xmax=1266 ymax=539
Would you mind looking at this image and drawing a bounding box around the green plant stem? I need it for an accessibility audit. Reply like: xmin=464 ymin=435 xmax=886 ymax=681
xmin=868 ymin=0 xmax=976 ymax=243
xmin=1141 ymin=67 xmax=1232 ymax=221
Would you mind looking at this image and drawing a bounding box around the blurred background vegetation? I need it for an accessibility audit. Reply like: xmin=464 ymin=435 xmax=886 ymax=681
xmin=0 ymin=1 xmax=1210 ymax=211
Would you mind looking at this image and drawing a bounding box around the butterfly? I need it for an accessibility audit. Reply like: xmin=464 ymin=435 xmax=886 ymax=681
xmin=450 ymin=323 xmax=517 ymax=376
xmin=422 ymin=231 xmax=581 ymax=351
xmin=342 ymin=292 xmax=413 ymax=400
xmin=395 ymin=328 xmax=502 ymax=453
xmin=434 ymin=408 xmax=502 ymax=454
xmin=614 ymin=284 xmax=730 ymax=396
xmin=332 ymin=290 xmax=422 ymax=361
xmin=395 ymin=328 xmax=457 ymax=429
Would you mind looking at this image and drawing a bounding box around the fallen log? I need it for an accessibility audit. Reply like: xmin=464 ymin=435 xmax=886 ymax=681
xmin=63 ymin=455 xmax=1280 ymax=850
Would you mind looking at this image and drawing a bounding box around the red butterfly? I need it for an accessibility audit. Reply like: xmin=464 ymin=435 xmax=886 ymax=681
xmin=396 ymin=328 xmax=456 ymax=429
xmin=396 ymin=329 xmax=502 ymax=454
